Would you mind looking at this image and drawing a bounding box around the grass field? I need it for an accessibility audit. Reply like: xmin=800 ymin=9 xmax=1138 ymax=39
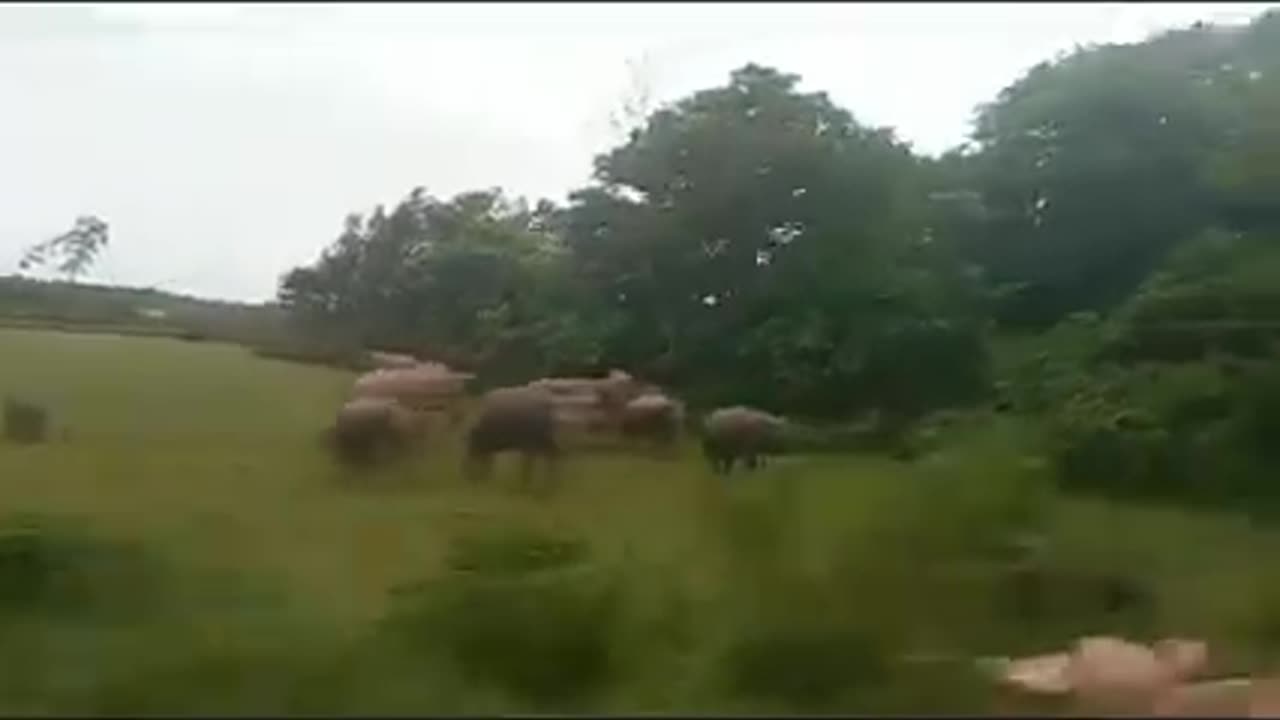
xmin=2 ymin=326 xmax=1280 ymax=713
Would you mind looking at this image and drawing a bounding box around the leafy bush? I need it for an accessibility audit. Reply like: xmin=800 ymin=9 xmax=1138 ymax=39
xmin=1043 ymin=360 xmax=1280 ymax=506
xmin=1104 ymin=229 xmax=1280 ymax=363
xmin=3 ymin=396 xmax=49 ymax=444
xmin=996 ymin=313 xmax=1107 ymax=415
xmin=1048 ymin=389 xmax=1178 ymax=498
xmin=726 ymin=312 xmax=991 ymax=422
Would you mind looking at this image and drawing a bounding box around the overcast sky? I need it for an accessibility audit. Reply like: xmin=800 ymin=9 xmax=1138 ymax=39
xmin=1 ymin=2 xmax=1275 ymax=302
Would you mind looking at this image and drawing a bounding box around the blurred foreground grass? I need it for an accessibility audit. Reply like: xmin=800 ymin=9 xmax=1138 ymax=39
xmin=1 ymin=327 xmax=1280 ymax=713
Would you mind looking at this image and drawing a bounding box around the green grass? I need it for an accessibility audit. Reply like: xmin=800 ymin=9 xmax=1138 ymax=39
xmin=2 ymin=326 xmax=1280 ymax=713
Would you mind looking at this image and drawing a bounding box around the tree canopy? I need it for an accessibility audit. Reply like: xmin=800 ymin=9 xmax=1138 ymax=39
xmin=278 ymin=10 xmax=1280 ymax=421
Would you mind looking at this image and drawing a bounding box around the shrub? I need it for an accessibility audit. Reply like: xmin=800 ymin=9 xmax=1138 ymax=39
xmin=1043 ymin=360 xmax=1280 ymax=506
xmin=1102 ymin=229 xmax=1280 ymax=363
xmin=1049 ymin=401 xmax=1177 ymax=499
xmin=3 ymin=396 xmax=49 ymax=444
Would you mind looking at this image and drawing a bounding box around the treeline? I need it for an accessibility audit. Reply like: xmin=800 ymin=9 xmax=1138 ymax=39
xmin=280 ymin=14 xmax=1280 ymax=448
xmin=0 ymin=275 xmax=287 ymax=346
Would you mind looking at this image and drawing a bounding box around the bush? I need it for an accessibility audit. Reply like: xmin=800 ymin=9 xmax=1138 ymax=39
xmin=997 ymin=313 xmax=1106 ymax=416
xmin=1042 ymin=360 xmax=1280 ymax=506
xmin=1049 ymin=395 xmax=1177 ymax=499
xmin=3 ymin=396 xmax=49 ymax=444
xmin=1103 ymin=229 xmax=1280 ymax=363
xmin=718 ymin=311 xmax=991 ymax=422
xmin=382 ymin=527 xmax=621 ymax=706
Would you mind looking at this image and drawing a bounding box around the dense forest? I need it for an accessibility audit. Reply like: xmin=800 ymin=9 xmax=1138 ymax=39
xmin=276 ymin=11 xmax=1280 ymax=509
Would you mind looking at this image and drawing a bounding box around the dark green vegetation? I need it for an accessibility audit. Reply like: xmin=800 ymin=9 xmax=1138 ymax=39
xmin=5 ymin=9 xmax=1280 ymax=714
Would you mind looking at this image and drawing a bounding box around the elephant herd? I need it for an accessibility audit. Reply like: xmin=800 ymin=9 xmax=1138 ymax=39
xmin=328 ymin=353 xmax=790 ymax=482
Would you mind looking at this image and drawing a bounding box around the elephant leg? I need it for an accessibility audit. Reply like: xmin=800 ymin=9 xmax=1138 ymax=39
xmin=519 ymin=453 xmax=536 ymax=491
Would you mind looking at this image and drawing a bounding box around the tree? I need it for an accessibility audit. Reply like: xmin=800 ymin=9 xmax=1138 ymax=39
xmin=19 ymin=215 xmax=110 ymax=283
xmin=562 ymin=63 xmax=990 ymax=418
xmin=279 ymin=187 xmax=568 ymax=381
xmin=964 ymin=24 xmax=1245 ymax=326
xmin=1207 ymin=12 xmax=1280 ymax=232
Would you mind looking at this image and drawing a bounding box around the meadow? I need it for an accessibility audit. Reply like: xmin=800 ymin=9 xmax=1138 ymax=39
xmin=3 ymin=326 xmax=1280 ymax=714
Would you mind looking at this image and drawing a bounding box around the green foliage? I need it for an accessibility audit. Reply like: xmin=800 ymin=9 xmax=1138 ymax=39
xmin=2 ymin=395 xmax=49 ymax=444
xmin=566 ymin=64 xmax=990 ymax=417
xmin=1040 ymin=360 xmax=1280 ymax=508
xmin=996 ymin=313 xmax=1106 ymax=414
xmin=271 ymin=11 xmax=1280 ymax=418
xmin=958 ymin=18 xmax=1276 ymax=326
xmin=278 ymin=64 xmax=990 ymax=419
xmin=1048 ymin=386 xmax=1178 ymax=499
xmin=279 ymin=188 xmax=566 ymax=382
xmin=1105 ymin=229 xmax=1280 ymax=362
xmin=1233 ymin=364 xmax=1280 ymax=460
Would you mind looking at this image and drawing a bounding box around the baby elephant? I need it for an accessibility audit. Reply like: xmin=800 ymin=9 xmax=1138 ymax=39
xmin=621 ymin=392 xmax=685 ymax=446
xmin=465 ymin=385 xmax=560 ymax=490
xmin=330 ymin=397 xmax=423 ymax=466
xmin=701 ymin=406 xmax=788 ymax=475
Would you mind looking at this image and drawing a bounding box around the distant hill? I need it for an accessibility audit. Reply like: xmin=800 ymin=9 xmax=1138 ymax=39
xmin=0 ymin=274 xmax=288 ymax=346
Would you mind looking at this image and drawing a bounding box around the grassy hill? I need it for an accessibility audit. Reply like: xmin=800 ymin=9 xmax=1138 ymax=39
xmin=0 ymin=275 xmax=288 ymax=346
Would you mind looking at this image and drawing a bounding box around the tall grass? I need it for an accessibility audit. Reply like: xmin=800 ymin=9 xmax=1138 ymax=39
xmin=2 ymin=327 xmax=1280 ymax=713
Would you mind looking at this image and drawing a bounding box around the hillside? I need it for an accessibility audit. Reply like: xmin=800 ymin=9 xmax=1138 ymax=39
xmin=0 ymin=275 xmax=287 ymax=346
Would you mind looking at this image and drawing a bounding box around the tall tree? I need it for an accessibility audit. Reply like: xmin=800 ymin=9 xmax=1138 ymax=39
xmin=563 ymin=64 xmax=989 ymax=417
xmin=965 ymin=24 xmax=1245 ymax=326
xmin=279 ymin=187 xmax=566 ymax=380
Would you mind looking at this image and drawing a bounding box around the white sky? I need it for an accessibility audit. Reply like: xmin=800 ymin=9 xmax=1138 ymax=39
xmin=1 ymin=2 xmax=1274 ymax=302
